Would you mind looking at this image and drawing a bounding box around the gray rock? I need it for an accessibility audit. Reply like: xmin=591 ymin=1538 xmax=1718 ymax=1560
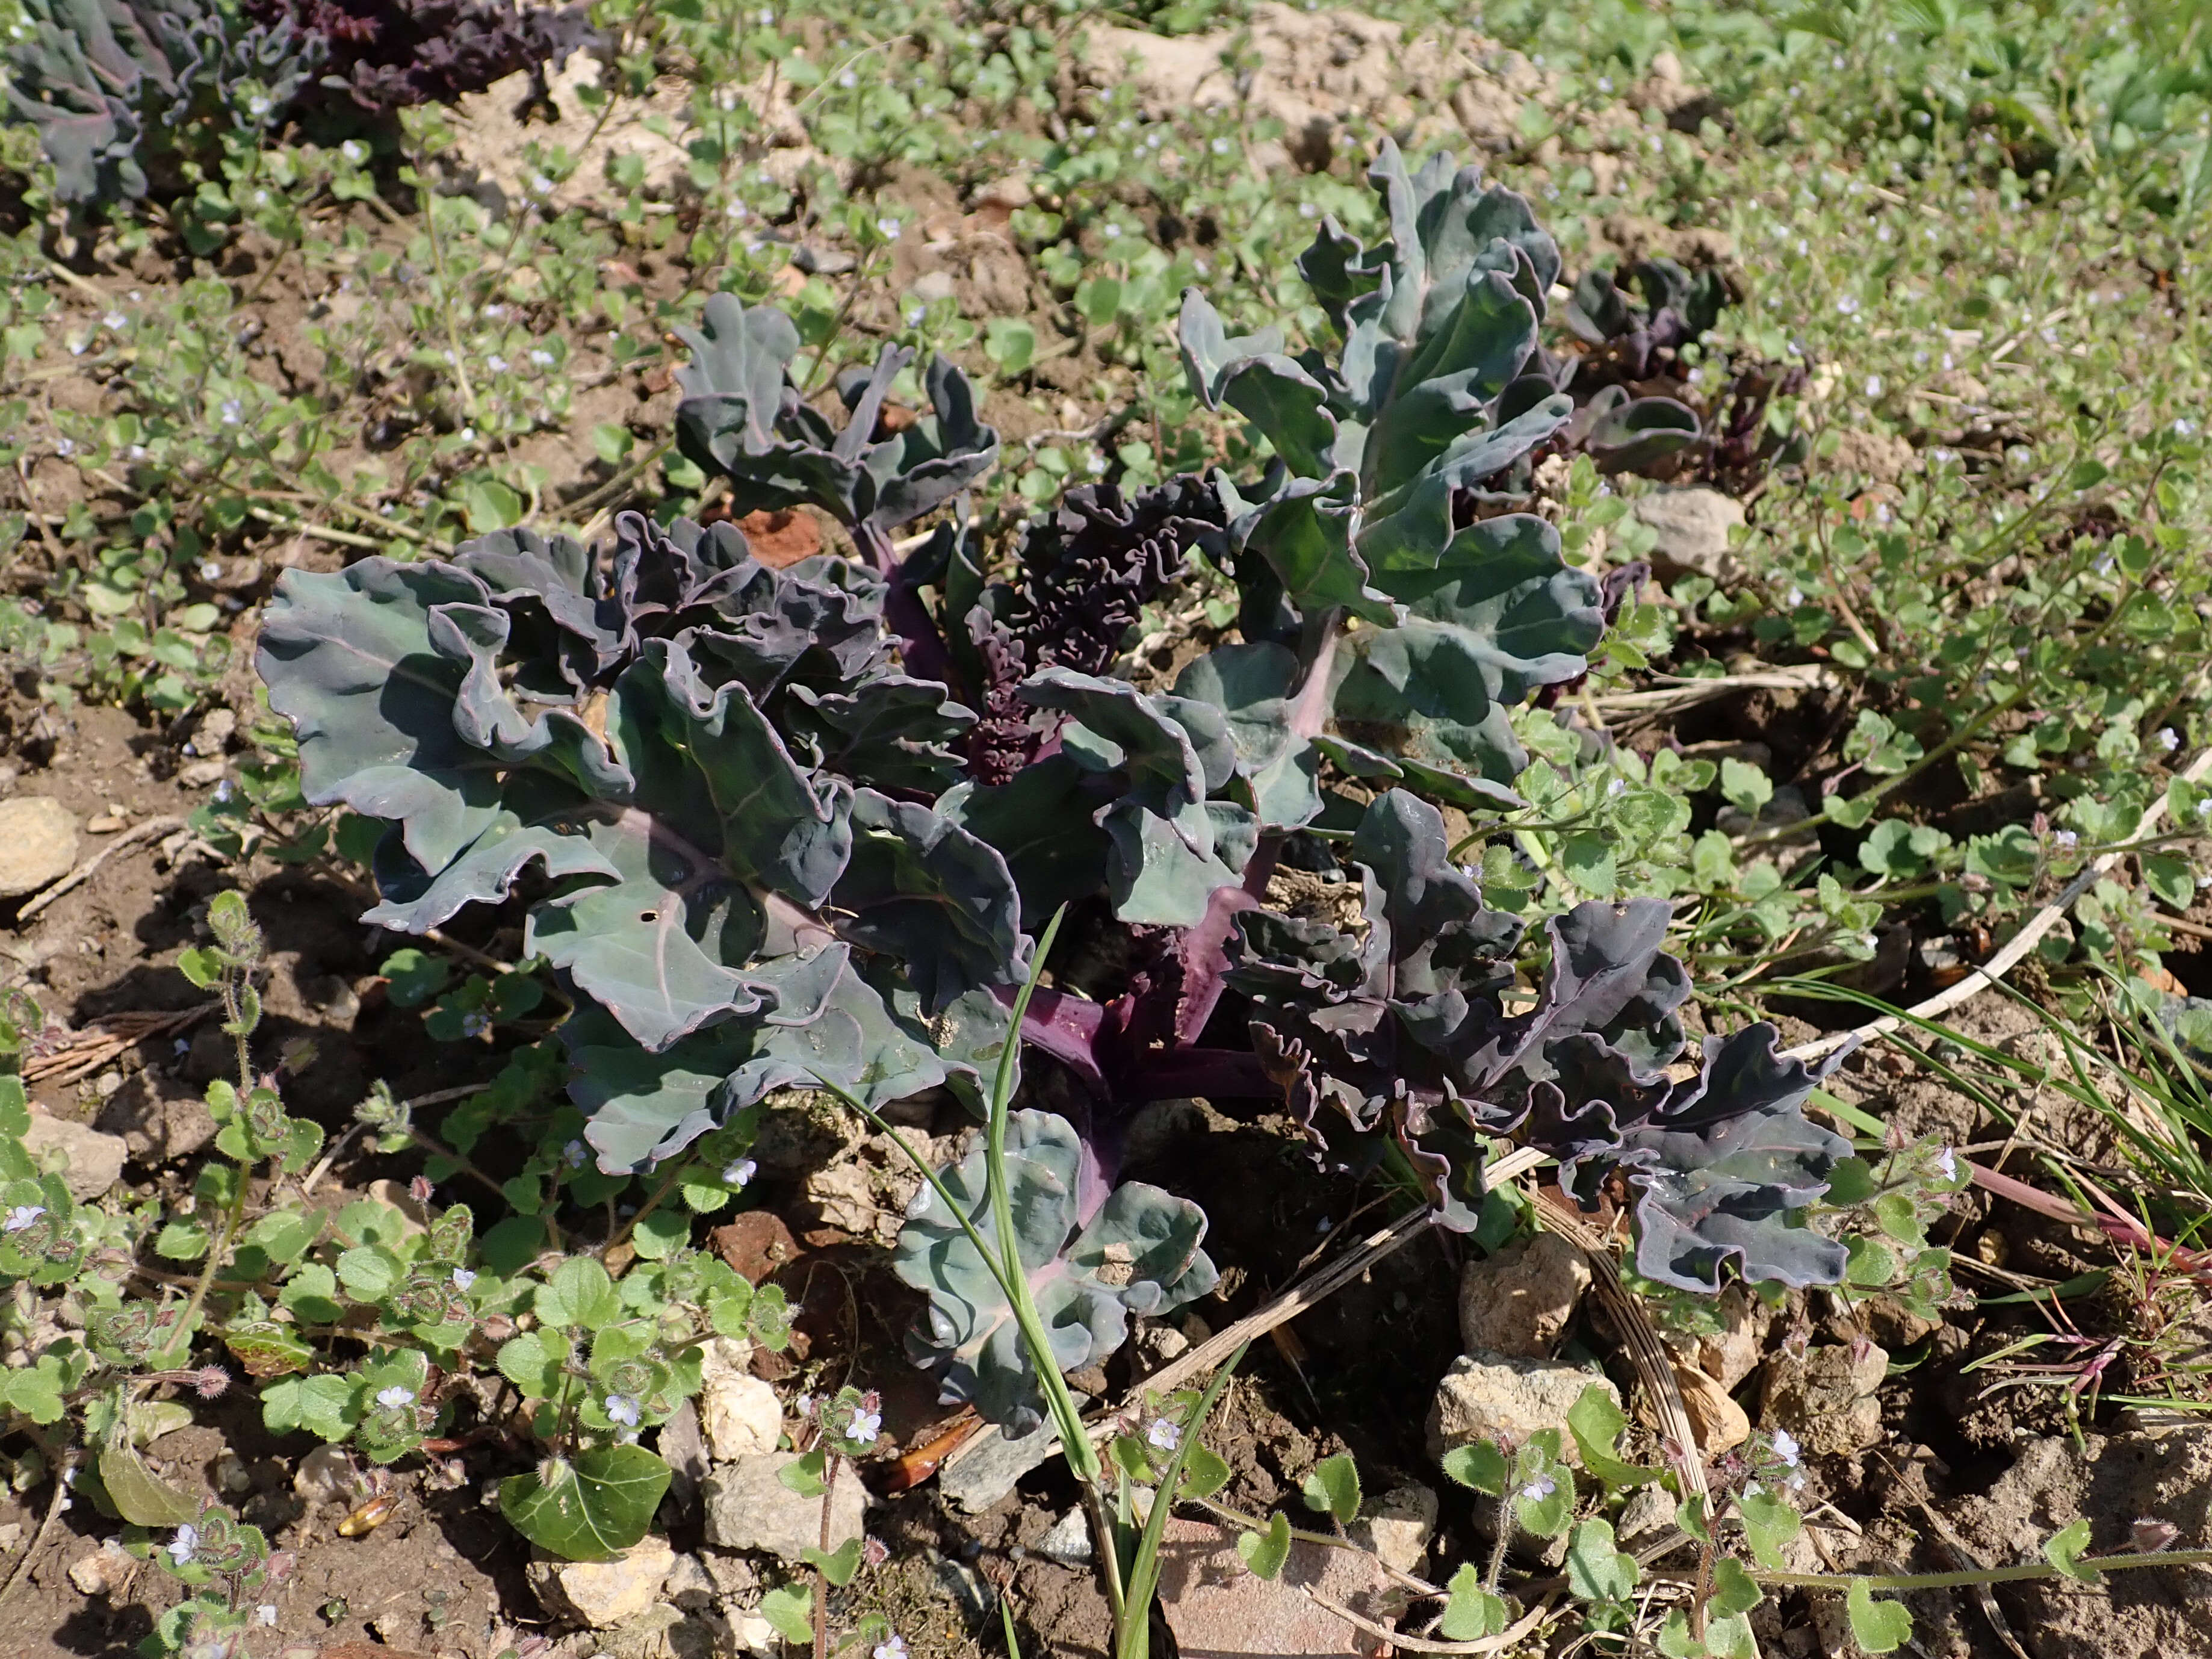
xmin=702 ymin=1452 xmax=864 ymax=1562
xmin=1036 ymin=1507 xmax=1092 ymax=1566
xmin=938 ymin=1395 xmax=1091 ymax=1513
xmin=1632 ymin=488 xmax=1745 ymax=583
xmin=527 ymin=1534 xmax=674 ymax=1628
xmin=21 ymin=1113 xmax=128 ymax=1202
xmin=0 ymin=796 xmax=76 ymax=897
xmin=1427 ymin=1350 xmax=1620 ymax=1466
xmin=1458 ymin=1232 xmax=1590 ymax=1358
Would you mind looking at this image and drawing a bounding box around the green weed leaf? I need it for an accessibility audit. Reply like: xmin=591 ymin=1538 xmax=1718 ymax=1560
xmin=1301 ymin=1452 xmax=1361 ymax=1524
xmin=499 ymin=1446 xmax=671 ymax=1561
xmin=1845 ymin=1579 xmax=1913 ymax=1652
xmin=2042 ymin=1518 xmax=2099 ymax=1581
xmin=1235 ymin=1512 xmax=1292 ymax=1580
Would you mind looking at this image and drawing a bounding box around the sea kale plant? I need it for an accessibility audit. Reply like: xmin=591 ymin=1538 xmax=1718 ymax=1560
xmin=3 ymin=0 xmax=590 ymax=203
xmin=253 ymin=142 xmax=1872 ymax=1436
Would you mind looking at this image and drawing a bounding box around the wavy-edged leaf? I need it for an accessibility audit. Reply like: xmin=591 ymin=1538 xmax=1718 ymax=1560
xmin=891 ymin=1110 xmax=1215 ymax=1431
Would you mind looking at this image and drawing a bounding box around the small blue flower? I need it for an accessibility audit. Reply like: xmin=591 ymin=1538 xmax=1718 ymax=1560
xmin=4 ymin=1204 xmax=45 ymax=1233
xmin=1147 ymin=1418 xmax=1181 ymax=1452
xmin=450 ymin=1267 xmax=477 ymax=1291
xmin=166 ymin=1524 xmax=199 ymax=1566
xmin=722 ymin=1158 xmax=757 ymax=1188
xmin=607 ymin=1394 xmax=641 ymax=1427
xmin=376 ymin=1385 xmax=415 ymax=1410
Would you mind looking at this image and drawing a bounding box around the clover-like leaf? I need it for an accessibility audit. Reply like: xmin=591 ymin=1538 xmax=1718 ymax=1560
xmin=891 ymin=1109 xmax=1216 ymax=1431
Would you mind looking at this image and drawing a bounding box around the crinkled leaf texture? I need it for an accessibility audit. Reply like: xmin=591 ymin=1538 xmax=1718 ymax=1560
xmin=2 ymin=0 xmax=322 ymax=202
xmin=258 ymin=512 xmax=1023 ymax=1172
xmin=1233 ymin=790 xmax=1850 ymax=1289
xmin=1179 ymin=142 xmax=1603 ymax=815
xmin=893 ymin=1109 xmax=1216 ymax=1432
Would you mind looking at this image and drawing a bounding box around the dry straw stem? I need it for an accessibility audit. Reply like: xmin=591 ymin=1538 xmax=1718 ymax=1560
xmin=1785 ymin=744 xmax=2212 ymax=1064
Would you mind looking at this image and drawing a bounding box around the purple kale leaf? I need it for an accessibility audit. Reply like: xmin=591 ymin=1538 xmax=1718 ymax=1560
xmin=1230 ymin=789 xmax=1848 ymax=1287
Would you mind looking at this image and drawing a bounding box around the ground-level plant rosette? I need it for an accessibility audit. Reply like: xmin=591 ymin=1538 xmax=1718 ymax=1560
xmin=252 ymin=140 xmax=1871 ymax=1440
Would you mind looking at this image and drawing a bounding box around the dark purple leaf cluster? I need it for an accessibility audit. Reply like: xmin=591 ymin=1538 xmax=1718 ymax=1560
xmin=241 ymin=0 xmax=592 ymax=111
xmin=961 ymin=478 xmax=1226 ymax=784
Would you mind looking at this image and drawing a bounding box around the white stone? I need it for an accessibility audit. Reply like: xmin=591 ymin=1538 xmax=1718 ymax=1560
xmin=697 ymin=1340 xmax=781 ymax=1462
xmin=67 ymin=1541 xmax=132 ymax=1596
xmin=20 ymin=1113 xmax=128 ymax=1202
xmin=528 ymin=1535 xmax=675 ymax=1628
xmin=1632 ymin=488 xmax=1746 ymax=583
xmin=1427 ymin=1350 xmax=1621 ymax=1468
xmin=701 ymin=1453 xmax=864 ymax=1563
xmin=730 ymin=1613 xmax=781 ymax=1657
xmin=0 ymin=796 xmax=76 ymax=897
xmin=1349 ymin=1483 xmax=1437 ymax=1575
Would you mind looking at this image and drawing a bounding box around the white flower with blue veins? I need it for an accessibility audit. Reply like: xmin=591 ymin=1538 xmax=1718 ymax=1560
xmin=607 ymin=1394 xmax=641 ymax=1427
xmin=103 ymin=312 xmax=126 ymax=330
xmin=1519 ymin=1474 xmax=1557 ymax=1501
xmin=486 ymin=355 xmax=508 ymax=373
xmin=1771 ymin=1428 xmax=1802 ymax=1467
xmin=5 ymin=1203 xmax=46 ymax=1232
xmin=167 ymin=1524 xmax=199 ymax=1565
xmin=530 ymin=349 xmax=554 ymax=367
xmin=2053 ymin=829 xmax=2079 ymax=849
xmin=565 ymin=1140 xmax=588 ymax=1168
xmin=376 ymin=1385 xmax=415 ymax=1410
xmin=1147 ymin=1418 xmax=1182 ymax=1451
xmin=846 ymin=1408 xmax=881 ymax=1442
xmin=2158 ymin=727 xmax=2181 ymax=752
xmin=451 ymin=1267 xmax=477 ymax=1291
xmin=1933 ymin=1147 xmax=1957 ymax=1183
xmin=874 ymin=1639 xmax=907 ymax=1659
xmin=723 ymin=1158 xmax=756 ymax=1188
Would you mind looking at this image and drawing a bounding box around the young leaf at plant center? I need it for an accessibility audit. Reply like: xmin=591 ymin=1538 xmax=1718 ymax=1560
xmin=1439 ymin=1564 xmax=1508 ymax=1640
xmin=1236 ymin=1511 xmax=1292 ymax=1580
xmin=1301 ymin=1452 xmax=1361 ymax=1524
xmin=500 ymin=1446 xmax=672 ymax=1561
xmin=2042 ymin=1518 xmax=2099 ymax=1581
xmin=1846 ymin=1579 xmax=1913 ymax=1653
